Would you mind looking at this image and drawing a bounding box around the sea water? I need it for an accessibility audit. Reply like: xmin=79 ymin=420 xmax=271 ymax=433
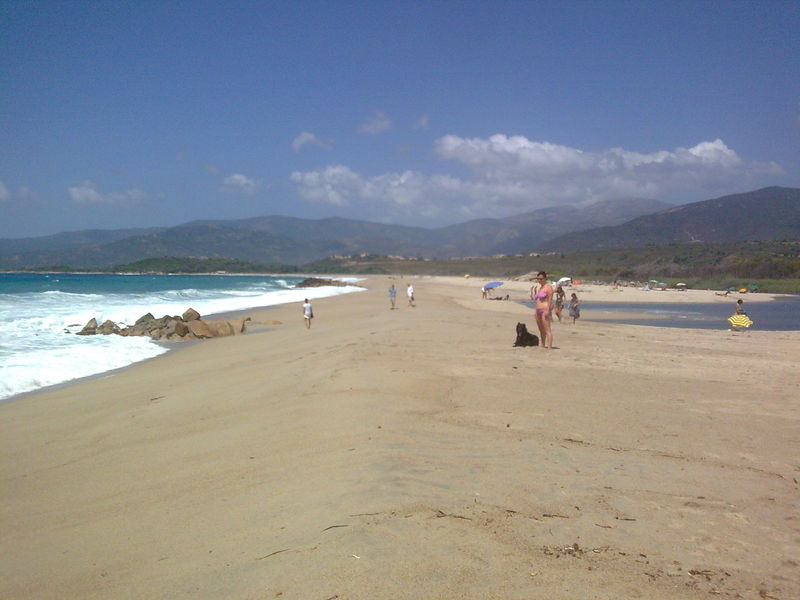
xmin=0 ymin=273 xmax=363 ymax=401
xmin=574 ymin=298 xmax=800 ymax=330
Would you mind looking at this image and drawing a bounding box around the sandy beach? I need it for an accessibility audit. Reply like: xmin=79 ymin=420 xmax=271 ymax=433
xmin=1 ymin=277 xmax=798 ymax=600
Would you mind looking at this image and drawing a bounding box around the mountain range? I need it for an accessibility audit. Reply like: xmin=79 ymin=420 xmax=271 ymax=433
xmin=542 ymin=187 xmax=800 ymax=252
xmin=0 ymin=187 xmax=797 ymax=269
xmin=0 ymin=197 xmax=670 ymax=269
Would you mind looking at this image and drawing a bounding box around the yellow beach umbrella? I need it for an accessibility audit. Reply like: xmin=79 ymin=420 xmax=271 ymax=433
xmin=727 ymin=314 xmax=753 ymax=328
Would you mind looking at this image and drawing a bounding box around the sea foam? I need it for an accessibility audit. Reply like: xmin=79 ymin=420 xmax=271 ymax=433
xmin=0 ymin=274 xmax=363 ymax=401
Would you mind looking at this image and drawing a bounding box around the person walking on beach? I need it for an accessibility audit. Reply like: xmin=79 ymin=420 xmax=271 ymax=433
xmin=568 ymin=292 xmax=580 ymax=324
xmin=553 ymin=285 xmax=566 ymax=322
xmin=407 ymin=284 xmax=415 ymax=307
xmin=302 ymin=298 xmax=313 ymax=329
xmin=389 ymin=284 xmax=397 ymax=309
xmin=531 ymin=271 xmax=554 ymax=349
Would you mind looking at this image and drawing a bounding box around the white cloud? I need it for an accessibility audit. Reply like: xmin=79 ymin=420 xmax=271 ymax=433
xmin=68 ymin=181 xmax=146 ymax=205
xmin=291 ymin=131 xmax=330 ymax=152
xmin=0 ymin=179 xmax=9 ymax=202
xmin=359 ymin=110 xmax=391 ymax=134
xmin=219 ymin=173 xmax=260 ymax=195
xmin=290 ymin=135 xmax=783 ymax=225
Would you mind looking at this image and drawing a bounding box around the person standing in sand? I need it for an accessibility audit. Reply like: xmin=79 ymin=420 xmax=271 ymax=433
xmin=553 ymin=285 xmax=566 ymax=322
xmin=531 ymin=271 xmax=554 ymax=349
xmin=302 ymin=298 xmax=313 ymax=329
xmin=568 ymin=292 xmax=580 ymax=324
xmin=389 ymin=284 xmax=397 ymax=309
xmin=407 ymin=284 xmax=415 ymax=307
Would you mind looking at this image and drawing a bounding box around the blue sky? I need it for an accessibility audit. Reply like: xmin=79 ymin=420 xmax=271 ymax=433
xmin=1 ymin=1 xmax=799 ymax=238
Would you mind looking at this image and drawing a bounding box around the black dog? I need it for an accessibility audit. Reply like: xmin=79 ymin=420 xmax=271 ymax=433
xmin=513 ymin=322 xmax=539 ymax=347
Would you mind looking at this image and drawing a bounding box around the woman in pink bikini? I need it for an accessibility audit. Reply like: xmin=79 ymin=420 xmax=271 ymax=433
xmin=530 ymin=271 xmax=554 ymax=349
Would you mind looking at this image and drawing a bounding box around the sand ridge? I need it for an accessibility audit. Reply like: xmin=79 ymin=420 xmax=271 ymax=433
xmin=1 ymin=276 xmax=798 ymax=599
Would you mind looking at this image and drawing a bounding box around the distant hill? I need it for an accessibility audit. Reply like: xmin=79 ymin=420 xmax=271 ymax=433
xmin=540 ymin=187 xmax=800 ymax=252
xmin=0 ymin=227 xmax=164 ymax=255
xmin=483 ymin=197 xmax=674 ymax=254
xmin=0 ymin=196 xmax=680 ymax=269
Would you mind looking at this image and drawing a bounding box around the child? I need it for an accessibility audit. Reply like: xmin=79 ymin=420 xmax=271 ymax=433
xmin=568 ymin=293 xmax=580 ymax=324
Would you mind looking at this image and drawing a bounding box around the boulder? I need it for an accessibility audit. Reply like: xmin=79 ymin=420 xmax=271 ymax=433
xmin=67 ymin=308 xmax=253 ymax=342
xmin=77 ymin=318 xmax=98 ymax=335
xmin=206 ymin=319 xmax=235 ymax=337
xmin=296 ymin=277 xmax=350 ymax=288
xmin=135 ymin=313 xmax=155 ymax=325
xmin=182 ymin=308 xmax=201 ymax=322
xmin=97 ymin=320 xmax=120 ymax=335
xmin=122 ymin=322 xmax=154 ymax=337
xmin=187 ymin=319 xmax=213 ymax=339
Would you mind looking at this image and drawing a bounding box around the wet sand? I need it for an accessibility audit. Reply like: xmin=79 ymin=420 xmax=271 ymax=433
xmin=1 ymin=277 xmax=798 ymax=599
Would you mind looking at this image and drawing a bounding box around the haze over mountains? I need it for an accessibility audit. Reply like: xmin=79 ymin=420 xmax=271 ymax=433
xmin=0 ymin=187 xmax=798 ymax=269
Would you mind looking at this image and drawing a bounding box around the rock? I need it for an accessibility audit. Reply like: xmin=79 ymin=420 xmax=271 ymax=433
xmin=231 ymin=317 xmax=251 ymax=333
xmin=206 ymin=319 xmax=235 ymax=337
xmin=97 ymin=320 xmax=120 ymax=335
xmin=135 ymin=313 xmax=155 ymax=325
xmin=182 ymin=308 xmax=201 ymax=321
xmin=167 ymin=333 xmax=190 ymax=341
xmin=295 ymin=277 xmax=352 ymax=288
xmin=77 ymin=318 xmax=98 ymax=335
xmin=67 ymin=308 xmax=252 ymax=343
xmin=187 ymin=319 xmax=213 ymax=339
xmin=163 ymin=319 xmax=178 ymax=336
xmin=173 ymin=320 xmax=189 ymax=336
xmin=123 ymin=322 xmax=153 ymax=337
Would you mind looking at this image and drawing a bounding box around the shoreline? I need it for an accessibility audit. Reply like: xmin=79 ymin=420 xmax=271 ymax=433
xmin=2 ymin=275 xmax=798 ymax=599
xmin=0 ymin=276 xmax=365 ymax=404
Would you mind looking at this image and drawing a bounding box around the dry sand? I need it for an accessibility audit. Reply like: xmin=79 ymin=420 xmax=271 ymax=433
xmin=1 ymin=277 xmax=798 ymax=600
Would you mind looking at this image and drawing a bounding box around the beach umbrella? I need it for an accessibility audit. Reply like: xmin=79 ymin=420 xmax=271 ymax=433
xmin=727 ymin=314 xmax=753 ymax=328
xmin=483 ymin=281 xmax=503 ymax=289
xmin=556 ymin=276 xmax=571 ymax=286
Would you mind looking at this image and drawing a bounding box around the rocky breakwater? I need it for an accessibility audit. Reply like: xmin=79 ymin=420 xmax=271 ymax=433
xmin=75 ymin=308 xmax=251 ymax=341
xmin=295 ymin=277 xmax=357 ymax=288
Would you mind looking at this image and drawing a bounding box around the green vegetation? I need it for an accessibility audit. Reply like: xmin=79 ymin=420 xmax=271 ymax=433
xmin=26 ymin=265 xmax=74 ymax=272
xmin=14 ymin=240 xmax=800 ymax=293
xmin=107 ymin=257 xmax=299 ymax=274
xmin=303 ymin=240 xmax=800 ymax=293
